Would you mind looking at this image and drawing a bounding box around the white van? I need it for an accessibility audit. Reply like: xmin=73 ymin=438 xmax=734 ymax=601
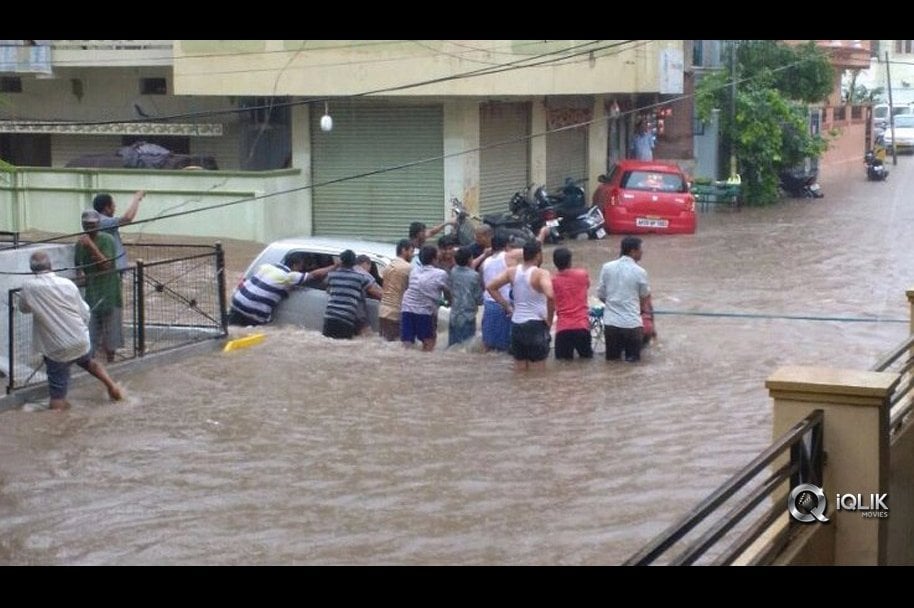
xmin=874 ymin=104 xmax=913 ymax=130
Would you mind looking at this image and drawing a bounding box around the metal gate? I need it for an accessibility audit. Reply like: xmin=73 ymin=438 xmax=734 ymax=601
xmin=4 ymin=242 xmax=227 ymax=394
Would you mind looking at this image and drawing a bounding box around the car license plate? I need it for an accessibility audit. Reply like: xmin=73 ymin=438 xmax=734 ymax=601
xmin=546 ymin=219 xmax=560 ymax=228
xmin=636 ymin=218 xmax=669 ymax=228
xmin=595 ymin=228 xmax=606 ymax=239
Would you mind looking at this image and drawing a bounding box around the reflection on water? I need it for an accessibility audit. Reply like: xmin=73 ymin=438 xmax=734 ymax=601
xmin=1 ymin=162 xmax=913 ymax=565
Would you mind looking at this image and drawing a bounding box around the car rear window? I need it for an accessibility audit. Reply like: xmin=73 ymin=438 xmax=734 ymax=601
xmin=621 ymin=171 xmax=685 ymax=192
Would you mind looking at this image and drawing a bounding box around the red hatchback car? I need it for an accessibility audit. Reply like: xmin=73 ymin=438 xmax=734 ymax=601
xmin=593 ymin=160 xmax=696 ymax=235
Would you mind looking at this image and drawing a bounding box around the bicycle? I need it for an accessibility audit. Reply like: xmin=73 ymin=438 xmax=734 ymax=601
xmin=589 ymin=304 xmax=605 ymax=354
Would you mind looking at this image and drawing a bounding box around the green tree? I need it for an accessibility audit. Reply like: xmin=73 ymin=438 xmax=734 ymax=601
xmin=696 ymin=41 xmax=833 ymax=204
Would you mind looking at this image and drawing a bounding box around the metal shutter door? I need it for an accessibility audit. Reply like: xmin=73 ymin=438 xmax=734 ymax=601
xmin=479 ymin=102 xmax=530 ymax=216
xmin=311 ymin=101 xmax=444 ymax=242
xmin=546 ymin=126 xmax=588 ymax=191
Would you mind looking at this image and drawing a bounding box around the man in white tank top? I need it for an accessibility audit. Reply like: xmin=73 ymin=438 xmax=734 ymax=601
xmin=485 ymin=240 xmax=554 ymax=372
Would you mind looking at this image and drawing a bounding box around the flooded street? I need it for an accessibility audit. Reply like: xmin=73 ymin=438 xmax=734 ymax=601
xmin=2 ymin=159 xmax=913 ymax=565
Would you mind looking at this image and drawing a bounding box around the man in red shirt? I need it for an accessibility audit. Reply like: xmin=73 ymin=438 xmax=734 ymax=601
xmin=551 ymin=247 xmax=593 ymax=360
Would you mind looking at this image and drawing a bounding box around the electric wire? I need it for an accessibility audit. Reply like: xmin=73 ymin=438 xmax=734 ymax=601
xmin=1 ymin=42 xmax=829 ymax=271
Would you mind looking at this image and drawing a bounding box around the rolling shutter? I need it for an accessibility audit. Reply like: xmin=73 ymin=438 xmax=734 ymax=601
xmin=546 ymin=126 xmax=588 ymax=191
xmin=311 ymin=101 xmax=444 ymax=242
xmin=479 ymin=102 xmax=530 ymax=216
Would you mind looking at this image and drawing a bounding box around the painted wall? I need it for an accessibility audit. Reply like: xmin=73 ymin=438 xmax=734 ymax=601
xmin=174 ymin=40 xmax=682 ymax=97
xmin=819 ymin=114 xmax=868 ymax=184
xmin=2 ymin=67 xmax=234 ymax=124
xmin=1 ymin=67 xmax=241 ymax=169
xmin=0 ymin=167 xmax=306 ymax=244
xmin=889 ymin=414 xmax=914 ymax=565
xmin=442 ymin=99 xmax=480 ymax=214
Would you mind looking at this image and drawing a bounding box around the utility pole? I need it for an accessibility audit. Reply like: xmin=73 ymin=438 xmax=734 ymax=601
xmin=886 ymin=50 xmax=898 ymax=165
xmin=729 ymin=40 xmax=738 ymax=179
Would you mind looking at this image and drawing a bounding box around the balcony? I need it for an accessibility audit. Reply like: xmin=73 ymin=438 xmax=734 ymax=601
xmin=51 ymin=40 xmax=173 ymax=68
xmin=0 ymin=41 xmax=51 ymax=74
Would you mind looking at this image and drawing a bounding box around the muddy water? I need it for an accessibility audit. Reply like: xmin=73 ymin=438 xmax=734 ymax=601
xmin=2 ymin=161 xmax=912 ymax=565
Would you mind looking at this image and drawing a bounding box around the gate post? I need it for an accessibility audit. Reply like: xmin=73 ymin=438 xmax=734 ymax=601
xmin=767 ymin=366 xmax=899 ymax=565
xmin=7 ymin=289 xmax=15 ymax=393
xmin=215 ymin=242 xmax=228 ymax=335
xmin=135 ymin=259 xmax=145 ymax=357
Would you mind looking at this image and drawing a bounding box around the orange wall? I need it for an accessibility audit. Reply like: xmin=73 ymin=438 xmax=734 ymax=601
xmin=819 ymin=115 xmax=868 ymax=184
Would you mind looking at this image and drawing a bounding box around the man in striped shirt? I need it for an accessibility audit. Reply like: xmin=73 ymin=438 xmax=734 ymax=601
xmin=229 ymin=251 xmax=335 ymax=326
xmin=322 ymin=249 xmax=383 ymax=340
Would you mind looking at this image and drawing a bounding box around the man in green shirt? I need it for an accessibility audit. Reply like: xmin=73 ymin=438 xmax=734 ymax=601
xmin=74 ymin=209 xmax=123 ymax=362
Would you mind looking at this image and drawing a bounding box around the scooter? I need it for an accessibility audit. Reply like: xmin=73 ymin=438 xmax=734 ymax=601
xmin=865 ymin=138 xmax=889 ymax=181
xmin=528 ymin=179 xmax=607 ymax=240
xmin=865 ymin=151 xmax=889 ymax=181
xmin=779 ymin=168 xmax=824 ymax=199
xmin=450 ymin=197 xmax=536 ymax=248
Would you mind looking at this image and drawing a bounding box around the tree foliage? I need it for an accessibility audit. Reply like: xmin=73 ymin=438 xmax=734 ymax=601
xmin=696 ymin=40 xmax=834 ymax=204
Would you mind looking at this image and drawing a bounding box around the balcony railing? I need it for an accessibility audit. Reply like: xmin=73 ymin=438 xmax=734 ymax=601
xmin=52 ymin=40 xmax=172 ymax=50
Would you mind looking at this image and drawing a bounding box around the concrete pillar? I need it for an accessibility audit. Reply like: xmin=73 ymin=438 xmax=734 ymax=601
xmin=766 ymin=366 xmax=899 ymax=565
xmin=290 ymin=102 xmax=313 ymax=237
xmin=588 ymin=95 xmax=609 ymax=199
xmin=443 ymin=99 xmax=480 ymax=217
xmin=530 ymin=98 xmax=547 ymax=188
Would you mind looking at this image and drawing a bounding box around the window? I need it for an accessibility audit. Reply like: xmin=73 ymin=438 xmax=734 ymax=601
xmin=894 ymin=41 xmax=914 ymax=54
xmin=622 ymin=171 xmax=686 ymax=193
xmin=692 ymin=40 xmax=703 ymax=67
xmin=0 ymin=77 xmax=22 ymax=93
xmin=139 ymin=77 xmax=167 ymax=95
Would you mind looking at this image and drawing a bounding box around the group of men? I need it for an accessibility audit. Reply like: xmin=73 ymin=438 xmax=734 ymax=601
xmin=18 ymin=191 xmax=145 ymax=410
xmin=229 ymin=211 xmax=654 ymax=371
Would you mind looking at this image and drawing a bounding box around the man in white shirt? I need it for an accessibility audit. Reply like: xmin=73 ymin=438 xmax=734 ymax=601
xmin=597 ymin=236 xmax=651 ymax=362
xmin=18 ymin=250 xmax=123 ymax=410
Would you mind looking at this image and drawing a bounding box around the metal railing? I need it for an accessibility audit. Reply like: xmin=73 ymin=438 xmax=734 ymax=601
xmin=0 ymin=231 xmax=20 ymax=249
xmin=5 ymin=242 xmax=227 ymax=394
xmin=870 ymin=334 xmax=914 ymax=438
xmin=624 ymin=410 xmax=824 ymax=566
xmin=51 ymin=40 xmax=172 ymax=50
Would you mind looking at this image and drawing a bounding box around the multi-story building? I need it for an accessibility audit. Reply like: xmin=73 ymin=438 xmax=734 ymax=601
xmin=0 ymin=40 xmax=241 ymax=169
xmin=1 ymin=40 xmax=690 ymax=242
xmin=172 ymin=40 xmax=688 ymax=240
xmin=866 ymin=41 xmax=914 ymax=106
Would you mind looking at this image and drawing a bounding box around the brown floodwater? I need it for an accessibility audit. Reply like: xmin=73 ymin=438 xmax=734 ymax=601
xmin=1 ymin=159 xmax=912 ymax=565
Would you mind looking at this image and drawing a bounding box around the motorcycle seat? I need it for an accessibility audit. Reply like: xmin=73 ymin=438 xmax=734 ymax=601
xmin=483 ymin=213 xmax=524 ymax=228
xmin=555 ymin=203 xmax=590 ymax=217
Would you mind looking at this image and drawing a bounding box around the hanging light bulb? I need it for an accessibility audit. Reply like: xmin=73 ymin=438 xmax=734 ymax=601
xmin=320 ymin=101 xmax=333 ymax=132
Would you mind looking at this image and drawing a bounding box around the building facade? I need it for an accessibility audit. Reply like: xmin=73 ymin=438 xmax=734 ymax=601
xmin=2 ymin=40 xmax=690 ymax=243
xmin=172 ymin=40 xmax=688 ymax=241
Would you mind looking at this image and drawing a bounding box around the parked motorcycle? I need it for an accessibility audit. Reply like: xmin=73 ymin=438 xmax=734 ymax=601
xmin=527 ymin=178 xmax=607 ymax=241
xmin=450 ymin=197 xmax=536 ymax=248
xmin=779 ymin=168 xmax=824 ymax=199
xmin=865 ymin=137 xmax=889 ymax=181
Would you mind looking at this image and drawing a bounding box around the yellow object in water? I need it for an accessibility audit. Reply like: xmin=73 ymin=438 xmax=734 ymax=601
xmin=222 ymin=333 xmax=266 ymax=352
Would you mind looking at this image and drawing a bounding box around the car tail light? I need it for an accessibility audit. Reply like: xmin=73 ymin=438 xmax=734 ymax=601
xmin=686 ymin=194 xmax=695 ymax=212
xmin=609 ymin=190 xmax=620 ymax=207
